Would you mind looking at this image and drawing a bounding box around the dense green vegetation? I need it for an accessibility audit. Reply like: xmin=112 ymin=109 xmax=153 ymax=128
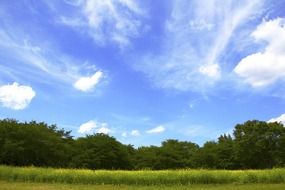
xmin=1 ymin=119 xmax=285 ymax=169
xmin=1 ymin=166 xmax=285 ymax=185
xmin=1 ymin=181 xmax=285 ymax=190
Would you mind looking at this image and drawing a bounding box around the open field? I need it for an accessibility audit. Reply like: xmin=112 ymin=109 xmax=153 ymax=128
xmin=1 ymin=166 xmax=285 ymax=186
xmin=1 ymin=181 xmax=285 ymax=190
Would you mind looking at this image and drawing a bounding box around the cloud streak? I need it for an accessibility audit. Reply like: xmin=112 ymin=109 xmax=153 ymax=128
xmin=130 ymin=129 xmax=141 ymax=136
xmin=0 ymin=25 xmax=104 ymax=92
xmin=60 ymin=0 xmax=146 ymax=47
xmin=135 ymin=0 xmax=264 ymax=92
xmin=146 ymin=125 xmax=165 ymax=134
xmin=0 ymin=30 xmax=75 ymax=83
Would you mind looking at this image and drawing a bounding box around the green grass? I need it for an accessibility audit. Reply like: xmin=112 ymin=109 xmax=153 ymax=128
xmin=0 ymin=166 xmax=285 ymax=186
xmin=1 ymin=181 xmax=285 ymax=190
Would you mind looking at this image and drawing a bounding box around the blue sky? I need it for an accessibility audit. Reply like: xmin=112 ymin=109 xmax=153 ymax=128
xmin=1 ymin=0 xmax=285 ymax=147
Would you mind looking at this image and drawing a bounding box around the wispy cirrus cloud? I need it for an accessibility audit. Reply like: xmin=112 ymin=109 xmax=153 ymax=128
xmin=0 ymin=25 xmax=104 ymax=92
xmin=0 ymin=30 xmax=75 ymax=83
xmin=146 ymin=125 xmax=165 ymax=134
xmin=59 ymin=0 xmax=147 ymax=47
xmin=135 ymin=0 xmax=265 ymax=92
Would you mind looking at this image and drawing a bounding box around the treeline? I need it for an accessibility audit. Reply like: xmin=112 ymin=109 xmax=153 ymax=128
xmin=0 ymin=119 xmax=285 ymax=170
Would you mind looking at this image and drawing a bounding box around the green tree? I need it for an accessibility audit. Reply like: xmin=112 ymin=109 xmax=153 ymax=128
xmin=233 ymin=120 xmax=285 ymax=169
xmin=135 ymin=146 xmax=160 ymax=169
xmin=0 ymin=119 xmax=72 ymax=167
xmin=194 ymin=141 xmax=218 ymax=169
xmin=71 ymin=133 xmax=132 ymax=169
xmin=216 ymin=134 xmax=236 ymax=169
xmin=155 ymin=139 xmax=199 ymax=169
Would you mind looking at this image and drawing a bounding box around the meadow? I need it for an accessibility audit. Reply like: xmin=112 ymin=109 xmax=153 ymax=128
xmin=1 ymin=181 xmax=285 ymax=190
xmin=1 ymin=166 xmax=285 ymax=186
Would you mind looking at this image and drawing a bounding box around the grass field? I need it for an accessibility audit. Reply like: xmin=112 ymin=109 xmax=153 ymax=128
xmin=1 ymin=181 xmax=285 ymax=190
xmin=1 ymin=165 xmax=285 ymax=186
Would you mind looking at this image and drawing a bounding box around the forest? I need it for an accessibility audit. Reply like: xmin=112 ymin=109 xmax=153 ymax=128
xmin=0 ymin=119 xmax=285 ymax=170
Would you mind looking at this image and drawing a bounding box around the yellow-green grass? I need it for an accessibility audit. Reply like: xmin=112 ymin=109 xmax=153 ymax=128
xmin=0 ymin=166 xmax=285 ymax=186
xmin=1 ymin=181 xmax=285 ymax=190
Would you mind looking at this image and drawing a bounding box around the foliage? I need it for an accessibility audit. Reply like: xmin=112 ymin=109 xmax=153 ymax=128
xmin=70 ymin=134 xmax=132 ymax=169
xmin=233 ymin=120 xmax=285 ymax=169
xmin=0 ymin=119 xmax=72 ymax=167
xmin=0 ymin=119 xmax=285 ymax=169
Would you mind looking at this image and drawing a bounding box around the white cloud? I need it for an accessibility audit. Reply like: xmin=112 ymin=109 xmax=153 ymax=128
xmin=97 ymin=126 xmax=111 ymax=134
xmin=0 ymin=30 xmax=70 ymax=82
xmin=121 ymin=132 xmax=128 ymax=137
xmin=73 ymin=71 xmax=103 ymax=92
xmin=78 ymin=120 xmax=110 ymax=134
xmin=198 ymin=64 xmax=221 ymax=79
xmin=234 ymin=18 xmax=285 ymax=88
xmin=78 ymin=120 xmax=98 ymax=134
xmin=60 ymin=0 xmax=146 ymax=46
xmin=0 ymin=7 xmax=104 ymax=90
xmin=268 ymin=113 xmax=285 ymax=124
xmin=0 ymin=82 xmax=36 ymax=110
xmin=130 ymin=129 xmax=140 ymax=136
xmin=146 ymin=125 xmax=165 ymax=134
xmin=121 ymin=129 xmax=141 ymax=137
xmin=136 ymin=0 xmax=264 ymax=92
xmin=189 ymin=19 xmax=214 ymax=31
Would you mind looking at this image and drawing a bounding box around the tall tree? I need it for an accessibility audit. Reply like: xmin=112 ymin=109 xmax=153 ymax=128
xmin=135 ymin=146 xmax=160 ymax=169
xmin=0 ymin=119 xmax=72 ymax=167
xmin=71 ymin=133 xmax=132 ymax=169
xmin=216 ymin=134 xmax=236 ymax=169
xmin=194 ymin=141 xmax=218 ymax=169
xmin=233 ymin=120 xmax=285 ymax=169
xmin=156 ymin=139 xmax=199 ymax=169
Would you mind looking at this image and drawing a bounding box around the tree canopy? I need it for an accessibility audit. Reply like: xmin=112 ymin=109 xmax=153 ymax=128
xmin=0 ymin=119 xmax=285 ymax=169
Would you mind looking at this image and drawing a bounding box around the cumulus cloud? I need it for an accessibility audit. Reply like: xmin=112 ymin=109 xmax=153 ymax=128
xmin=78 ymin=120 xmax=111 ymax=134
xmin=146 ymin=125 xmax=165 ymax=134
xmin=97 ymin=126 xmax=111 ymax=134
xmin=0 ymin=82 xmax=36 ymax=110
xmin=130 ymin=130 xmax=140 ymax=136
xmin=136 ymin=0 xmax=263 ymax=92
xmin=234 ymin=18 xmax=285 ymax=88
xmin=78 ymin=120 xmax=98 ymax=134
xmin=60 ymin=0 xmax=146 ymax=46
xmin=268 ymin=113 xmax=285 ymax=124
xmin=73 ymin=71 xmax=103 ymax=92
xmin=121 ymin=130 xmax=141 ymax=137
